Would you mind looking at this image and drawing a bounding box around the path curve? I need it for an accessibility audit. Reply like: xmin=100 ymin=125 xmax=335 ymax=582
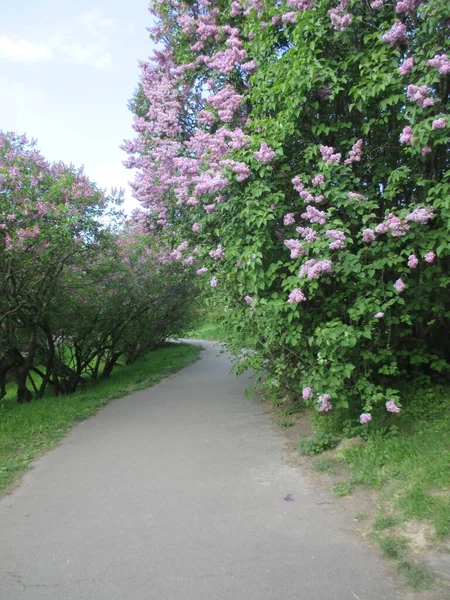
xmin=0 ymin=341 xmax=407 ymax=599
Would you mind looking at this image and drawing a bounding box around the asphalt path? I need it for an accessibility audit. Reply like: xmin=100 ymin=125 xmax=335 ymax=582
xmin=0 ymin=341 xmax=411 ymax=599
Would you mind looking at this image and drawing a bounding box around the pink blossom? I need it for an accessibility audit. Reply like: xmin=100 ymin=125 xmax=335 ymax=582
xmin=328 ymin=0 xmax=352 ymax=31
xmin=399 ymin=57 xmax=414 ymax=76
xmin=204 ymin=204 xmax=216 ymax=214
xmin=399 ymin=126 xmax=414 ymax=145
xmin=244 ymin=295 xmax=254 ymax=305
xmin=405 ymin=207 xmax=433 ymax=224
xmin=394 ymin=278 xmax=406 ymax=292
xmin=360 ymin=413 xmax=372 ymax=424
xmin=196 ymin=267 xmax=208 ymax=275
xmin=427 ymin=53 xmax=450 ymax=75
xmin=241 ymin=60 xmax=257 ymax=74
xmin=424 ymin=252 xmax=435 ymax=263
xmin=209 ymin=243 xmax=225 ymax=260
xmin=382 ymin=21 xmax=408 ymax=46
xmin=362 ymin=228 xmax=376 ymax=243
xmin=312 ymin=174 xmax=325 ymax=185
xmin=288 ymin=288 xmax=306 ymax=303
xmin=292 ymin=175 xmax=304 ymax=193
xmin=299 ymin=259 xmax=332 ymax=279
xmin=301 ymin=205 xmax=326 ymax=225
xmin=407 ymin=254 xmax=418 ymax=268
xmin=254 ymin=141 xmax=276 ymax=163
xmin=406 ymin=84 xmax=433 ymax=108
xmin=320 ymin=145 xmax=341 ymax=165
xmin=281 ymin=11 xmax=297 ymax=23
xmin=210 ymin=277 xmax=218 ymax=287
xmin=421 ymin=146 xmax=432 ymax=156
xmin=348 ymin=192 xmax=363 ymax=200
xmin=302 ymin=386 xmax=313 ymax=400
xmin=375 ymin=312 xmax=384 ymax=319
xmin=344 ymin=139 xmax=363 ymax=165
xmin=386 ymin=399 xmax=401 ymax=413
xmin=432 ymin=118 xmax=446 ymax=130
xmin=284 ymin=239 xmax=304 ymax=259
xmin=370 ymin=0 xmax=384 ymax=7
xmin=396 ymin=0 xmax=421 ymax=14
xmin=284 ymin=213 xmax=296 ymax=226
xmin=326 ymin=229 xmax=346 ymax=249
xmin=192 ymin=222 xmax=200 ymax=232
xmin=318 ymin=394 xmax=333 ymax=412
xmin=296 ymin=226 xmax=320 ymax=242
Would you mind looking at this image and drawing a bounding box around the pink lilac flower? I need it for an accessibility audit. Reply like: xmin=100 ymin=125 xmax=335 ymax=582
xmin=210 ymin=277 xmax=218 ymax=287
xmin=427 ymin=53 xmax=450 ymax=75
xmin=302 ymin=386 xmax=313 ymax=400
xmin=386 ymin=399 xmax=401 ymax=413
xmin=432 ymin=118 xmax=446 ymax=130
xmin=424 ymin=252 xmax=435 ymax=263
xmin=407 ymin=254 xmax=419 ymax=268
xmin=318 ymin=394 xmax=333 ymax=412
xmin=299 ymin=259 xmax=332 ymax=279
xmin=301 ymin=205 xmax=326 ymax=225
xmin=296 ymin=226 xmax=320 ymax=242
xmin=344 ymin=139 xmax=363 ymax=165
xmin=360 ymin=413 xmax=372 ymax=424
xmin=406 ymin=84 xmax=433 ymax=108
xmin=192 ymin=222 xmax=200 ymax=232
xmin=396 ymin=0 xmax=422 ymax=14
xmin=328 ymin=0 xmax=352 ymax=31
xmin=348 ymin=192 xmax=363 ymax=200
xmin=376 ymin=213 xmax=410 ymax=237
xmin=254 ymin=141 xmax=276 ymax=163
xmin=371 ymin=0 xmax=384 ymax=7
xmin=399 ymin=57 xmax=414 ymax=76
xmin=284 ymin=213 xmax=296 ymax=226
xmin=281 ymin=11 xmax=297 ymax=23
xmin=244 ymin=295 xmax=254 ymax=305
xmin=326 ymin=229 xmax=346 ymax=249
xmin=421 ymin=146 xmax=432 ymax=156
xmin=320 ymin=145 xmax=341 ymax=165
xmin=284 ymin=239 xmax=304 ymax=259
xmin=312 ymin=174 xmax=325 ymax=185
xmin=209 ymin=244 xmax=225 ymax=259
xmin=375 ymin=312 xmax=384 ymax=319
xmin=196 ymin=267 xmax=208 ymax=275
xmin=400 ymin=125 xmax=414 ymax=144
xmin=362 ymin=228 xmax=376 ymax=243
xmin=204 ymin=204 xmax=216 ymax=214
xmin=288 ymin=288 xmax=306 ymax=303
xmin=405 ymin=207 xmax=433 ymax=224
xmin=382 ymin=21 xmax=408 ymax=46
xmin=394 ymin=278 xmax=406 ymax=292
xmin=292 ymin=175 xmax=304 ymax=193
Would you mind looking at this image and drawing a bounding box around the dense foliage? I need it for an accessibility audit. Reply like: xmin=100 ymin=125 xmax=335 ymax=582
xmin=0 ymin=133 xmax=197 ymax=402
xmin=124 ymin=0 xmax=449 ymax=423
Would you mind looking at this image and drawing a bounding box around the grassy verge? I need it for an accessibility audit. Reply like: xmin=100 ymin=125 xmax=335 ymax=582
xmin=0 ymin=342 xmax=202 ymax=497
xmin=184 ymin=308 xmax=229 ymax=341
xmin=308 ymin=384 xmax=450 ymax=590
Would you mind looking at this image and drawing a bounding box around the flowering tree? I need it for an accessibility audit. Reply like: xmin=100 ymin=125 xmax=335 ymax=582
xmin=125 ymin=0 xmax=449 ymax=423
xmin=0 ymin=133 xmax=198 ymax=401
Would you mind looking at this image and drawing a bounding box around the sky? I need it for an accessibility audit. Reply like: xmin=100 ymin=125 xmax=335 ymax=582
xmin=0 ymin=0 xmax=155 ymax=212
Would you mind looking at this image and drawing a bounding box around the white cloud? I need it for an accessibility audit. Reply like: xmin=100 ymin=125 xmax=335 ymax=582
xmin=79 ymin=10 xmax=116 ymax=38
xmin=58 ymin=42 xmax=111 ymax=69
xmin=0 ymin=36 xmax=52 ymax=62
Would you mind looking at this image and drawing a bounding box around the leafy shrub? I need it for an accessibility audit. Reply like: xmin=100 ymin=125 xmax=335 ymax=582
xmin=299 ymin=432 xmax=339 ymax=455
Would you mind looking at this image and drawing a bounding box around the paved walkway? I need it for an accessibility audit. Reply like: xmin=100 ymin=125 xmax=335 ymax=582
xmin=0 ymin=341 xmax=409 ymax=599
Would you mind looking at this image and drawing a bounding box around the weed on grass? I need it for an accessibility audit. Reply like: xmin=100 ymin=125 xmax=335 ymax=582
xmin=397 ymin=560 xmax=435 ymax=590
xmin=314 ymin=457 xmax=344 ymax=474
xmin=0 ymin=343 xmax=202 ymax=496
xmin=376 ymin=534 xmax=409 ymax=560
xmin=373 ymin=514 xmax=402 ymax=531
xmin=332 ymin=481 xmax=354 ymax=497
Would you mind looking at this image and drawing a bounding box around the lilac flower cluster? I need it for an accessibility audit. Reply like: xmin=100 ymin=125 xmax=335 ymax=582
xmin=288 ymin=288 xmax=306 ymax=303
xmin=326 ymin=229 xmax=346 ymax=249
xmin=381 ymin=21 xmax=408 ymax=46
xmin=284 ymin=213 xmax=296 ymax=226
xmin=209 ymin=243 xmax=225 ymax=259
xmin=299 ymin=259 xmax=332 ymax=279
xmin=399 ymin=125 xmax=414 ymax=145
xmin=432 ymin=118 xmax=446 ymax=130
xmin=427 ymin=53 xmax=450 ymax=75
xmin=394 ymin=278 xmax=405 ymax=292
xmin=405 ymin=207 xmax=433 ymax=224
xmin=296 ymin=226 xmax=320 ymax=242
xmin=318 ymin=394 xmax=333 ymax=412
xmin=328 ymin=0 xmax=352 ymax=31
xmin=407 ymin=84 xmax=434 ymax=108
xmin=344 ymin=139 xmax=363 ymax=165
xmin=386 ymin=399 xmax=401 ymax=413
xmin=302 ymin=386 xmax=313 ymax=400
xmin=360 ymin=413 xmax=372 ymax=424
xmin=254 ymin=141 xmax=276 ymax=163
xmin=320 ymin=145 xmax=341 ymax=165
xmin=362 ymin=228 xmax=376 ymax=243
xmin=284 ymin=238 xmax=304 ymax=258
xmin=407 ymin=254 xmax=418 ymax=268
xmin=301 ymin=205 xmax=326 ymax=224
xmin=399 ymin=57 xmax=414 ymax=76
xmin=375 ymin=213 xmax=410 ymax=237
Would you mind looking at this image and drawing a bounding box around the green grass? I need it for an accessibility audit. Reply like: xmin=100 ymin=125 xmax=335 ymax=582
xmin=0 ymin=343 xmax=202 ymax=496
xmin=184 ymin=320 xmax=228 ymax=341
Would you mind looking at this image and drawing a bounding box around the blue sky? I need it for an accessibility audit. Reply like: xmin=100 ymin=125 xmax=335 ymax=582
xmin=0 ymin=0 xmax=155 ymax=212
